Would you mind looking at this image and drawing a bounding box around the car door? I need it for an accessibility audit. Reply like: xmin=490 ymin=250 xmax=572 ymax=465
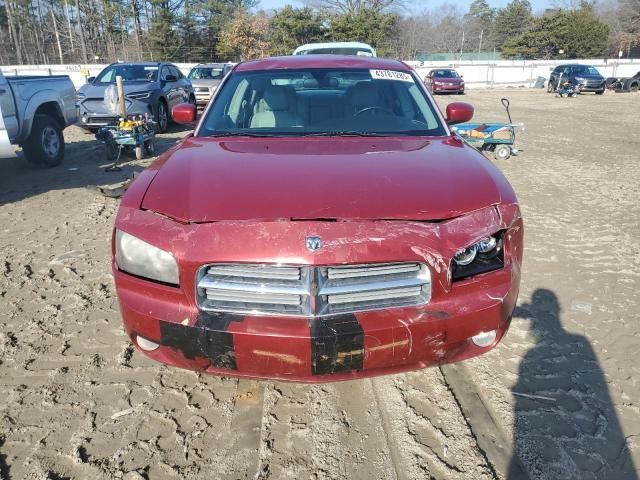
xmin=424 ymin=71 xmax=433 ymax=87
xmin=160 ymin=65 xmax=180 ymax=109
xmin=170 ymin=65 xmax=190 ymax=103
xmin=0 ymin=73 xmax=19 ymax=144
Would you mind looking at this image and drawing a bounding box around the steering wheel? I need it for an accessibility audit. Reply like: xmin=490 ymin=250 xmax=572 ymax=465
xmin=353 ymin=106 xmax=394 ymax=117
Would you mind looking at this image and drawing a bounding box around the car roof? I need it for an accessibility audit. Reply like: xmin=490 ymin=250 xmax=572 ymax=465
xmin=235 ymin=55 xmax=410 ymax=72
xmin=193 ymin=63 xmax=231 ymax=67
xmin=293 ymin=42 xmax=374 ymax=53
xmin=110 ymin=61 xmax=162 ymax=67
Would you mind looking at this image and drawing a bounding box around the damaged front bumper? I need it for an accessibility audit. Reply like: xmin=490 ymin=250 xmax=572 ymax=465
xmin=113 ymin=204 xmax=523 ymax=382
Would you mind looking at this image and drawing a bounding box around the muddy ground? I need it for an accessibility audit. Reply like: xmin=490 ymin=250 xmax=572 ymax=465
xmin=1 ymin=89 xmax=638 ymax=480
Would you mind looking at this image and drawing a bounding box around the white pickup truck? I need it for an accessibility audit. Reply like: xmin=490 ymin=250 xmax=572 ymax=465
xmin=0 ymin=70 xmax=77 ymax=167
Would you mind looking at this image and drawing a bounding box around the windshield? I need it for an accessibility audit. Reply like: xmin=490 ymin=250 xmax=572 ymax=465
xmin=433 ymin=70 xmax=459 ymax=78
xmin=189 ymin=67 xmax=226 ymax=80
xmin=197 ymin=68 xmax=446 ymax=138
xmin=96 ymin=65 xmax=158 ymax=83
xmin=574 ymin=66 xmax=600 ymax=76
xmin=297 ymin=48 xmax=373 ymax=56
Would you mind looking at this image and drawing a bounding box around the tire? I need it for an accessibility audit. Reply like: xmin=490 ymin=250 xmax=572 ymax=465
xmin=494 ymin=144 xmax=511 ymax=161
xmin=143 ymin=138 xmax=155 ymax=156
xmin=625 ymin=80 xmax=639 ymax=92
xmin=547 ymin=80 xmax=555 ymax=93
xmin=156 ymin=100 xmax=169 ymax=133
xmin=22 ymin=115 xmax=65 ymax=168
xmin=105 ymin=140 xmax=119 ymax=162
xmin=595 ymin=89 xmax=604 ymax=95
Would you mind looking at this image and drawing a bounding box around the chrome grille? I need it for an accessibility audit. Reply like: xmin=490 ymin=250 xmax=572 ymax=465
xmin=196 ymin=262 xmax=431 ymax=317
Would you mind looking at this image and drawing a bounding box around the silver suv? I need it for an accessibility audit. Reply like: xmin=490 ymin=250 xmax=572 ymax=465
xmin=188 ymin=63 xmax=233 ymax=107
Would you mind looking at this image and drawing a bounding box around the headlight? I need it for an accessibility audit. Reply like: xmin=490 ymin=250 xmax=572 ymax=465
xmin=115 ymin=230 xmax=179 ymax=285
xmin=453 ymin=245 xmax=477 ymax=266
xmin=452 ymin=232 xmax=504 ymax=281
xmin=127 ymin=91 xmax=152 ymax=100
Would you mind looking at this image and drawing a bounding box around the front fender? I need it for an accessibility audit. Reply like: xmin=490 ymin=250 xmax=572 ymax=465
xmin=21 ymin=88 xmax=76 ymax=140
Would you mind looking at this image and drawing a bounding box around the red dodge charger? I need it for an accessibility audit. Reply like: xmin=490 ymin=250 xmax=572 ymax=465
xmin=113 ymin=55 xmax=523 ymax=382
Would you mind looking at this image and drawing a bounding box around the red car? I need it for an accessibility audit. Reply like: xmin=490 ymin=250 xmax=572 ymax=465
xmin=113 ymin=56 xmax=522 ymax=382
xmin=424 ymin=68 xmax=465 ymax=94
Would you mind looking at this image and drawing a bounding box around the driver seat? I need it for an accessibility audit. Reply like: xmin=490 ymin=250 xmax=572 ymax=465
xmin=346 ymin=82 xmax=382 ymax=116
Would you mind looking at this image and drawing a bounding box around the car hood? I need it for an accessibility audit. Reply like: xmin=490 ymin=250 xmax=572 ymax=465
xmin=434 ymin=77 xmax=463 ymax=83
xmin=77 ymin=82 xmax=158 ymax=97
xmin=191 ymin=79 xmax=222 ymax=88
xmin=141 ymin=136 xmax=509 ymax=223
xmin=574 ymin=73 xmax=603 ymax=79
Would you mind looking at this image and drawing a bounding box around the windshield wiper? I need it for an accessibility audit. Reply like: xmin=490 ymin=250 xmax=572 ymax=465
xmin=301 ymin=131 xmax=386 ymax=137
xmin=209 ymin=131 xmax=277 ymax=137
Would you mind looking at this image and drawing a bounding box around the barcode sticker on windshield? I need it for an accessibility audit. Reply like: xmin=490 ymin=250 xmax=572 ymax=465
xmin=370 ymin=70 xmax=414 ymax=83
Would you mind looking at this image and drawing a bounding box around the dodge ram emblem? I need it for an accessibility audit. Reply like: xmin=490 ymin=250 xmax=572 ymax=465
xmin=306 ymin=236 xmax=322 ymax=252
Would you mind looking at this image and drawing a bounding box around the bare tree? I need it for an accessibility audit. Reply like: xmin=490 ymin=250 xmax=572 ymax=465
xmin=304 ymin=0 xmax=406 ymax=14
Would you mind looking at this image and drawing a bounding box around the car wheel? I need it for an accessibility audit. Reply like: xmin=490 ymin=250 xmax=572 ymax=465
xmin=494 ymin=145 xmax=511 ymax=161
xmin=156 ymin=100 xmax=169 ymax=133
xmin=547 ymin=80 xmax=555 ymax=93
xmin=23 ymin=115 xmax=65 ymax=168
xmin=143 ymin=138 xmax=155 ymax=156
xmin=595 ymin=89 xmax=604 ymax=95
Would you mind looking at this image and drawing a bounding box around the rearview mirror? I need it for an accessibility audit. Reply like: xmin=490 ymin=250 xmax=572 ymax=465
xmin=446 ymin=102 xmax=474 ymax=125
xmin=172 ymin=103 xmax=196 ymax=124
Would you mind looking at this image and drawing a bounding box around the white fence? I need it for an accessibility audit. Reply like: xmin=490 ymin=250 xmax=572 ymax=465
xmin=2 ymin=59 xmax=639 ymax=89
xmin=410 ymin=59 xmax=640 ymax=88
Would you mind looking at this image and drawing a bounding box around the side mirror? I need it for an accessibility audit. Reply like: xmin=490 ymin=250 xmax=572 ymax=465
xmin=87 ymin=76 xmax=95 ymax=84
xmin=165 ymin=74 xmax=178 ymax=82
xmin=446 ymin=102 xmax=474 ymax=125
xmin=172 ymin=103 xmax=196 ymax=124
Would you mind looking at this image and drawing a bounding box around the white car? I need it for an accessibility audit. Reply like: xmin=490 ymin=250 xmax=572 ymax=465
xmin=293 ymin=42 xmax=376 ymax=57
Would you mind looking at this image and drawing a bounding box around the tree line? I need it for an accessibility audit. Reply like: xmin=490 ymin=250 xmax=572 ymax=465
xmin=0 ymin=0 xmax=638 ymax=65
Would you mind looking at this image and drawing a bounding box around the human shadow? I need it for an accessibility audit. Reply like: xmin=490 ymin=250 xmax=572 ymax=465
xmin=509 ymin=289 xmax=637 ymax=479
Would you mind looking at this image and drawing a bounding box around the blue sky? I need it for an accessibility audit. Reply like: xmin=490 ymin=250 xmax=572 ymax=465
xmin=258 ymin=0 xmax=555 ymax=13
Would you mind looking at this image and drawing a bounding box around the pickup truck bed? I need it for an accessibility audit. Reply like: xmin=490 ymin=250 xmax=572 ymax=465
xmin=0 ymin=72 xmax=77 ymax=166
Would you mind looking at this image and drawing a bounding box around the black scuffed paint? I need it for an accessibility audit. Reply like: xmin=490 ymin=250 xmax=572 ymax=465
xmin=310 ymin=314 xmax=364 ymax=375
xmin=159 ymin=312 xmax=244 ymax=370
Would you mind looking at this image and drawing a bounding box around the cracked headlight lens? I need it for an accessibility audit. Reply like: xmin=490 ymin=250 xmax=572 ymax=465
xmin=115 ymin=230 xmax=179 ymax=285
xmin=453 ymin=245 xmax=478 ymax=266
xmin=452 ymin=232 xmax=504 ymax=281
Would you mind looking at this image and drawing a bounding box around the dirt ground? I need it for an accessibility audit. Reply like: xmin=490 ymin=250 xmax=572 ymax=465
xmin=0 ymin=89 xmax=639 ymax=480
